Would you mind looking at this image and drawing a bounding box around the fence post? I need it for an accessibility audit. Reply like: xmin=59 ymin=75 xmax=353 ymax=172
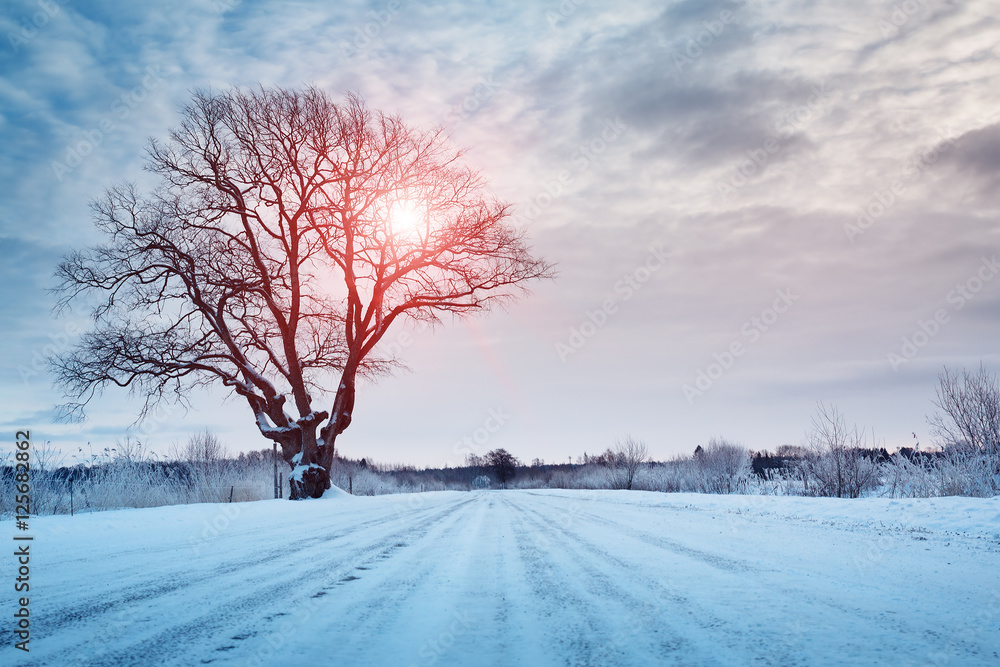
xmin=279 ymin=473 xmax=283 ymax=498
xmin=69 ymin=476 xmax=74 ymax=516
xmin=349 ymin=476 xmax=352 ymax=495
xmin=273 ymin=442 xmax=278 ymax=499
xmin=228 ymin=485 xmax=234 ymax=503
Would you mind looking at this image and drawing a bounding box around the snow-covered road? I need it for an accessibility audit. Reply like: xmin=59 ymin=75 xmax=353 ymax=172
xmin=4 ymin=490 xmax=1000 ymax=666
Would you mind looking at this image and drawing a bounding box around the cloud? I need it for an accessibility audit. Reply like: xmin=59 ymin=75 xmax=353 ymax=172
xmin=937 ymin=122 xmax=1000 ymax=204
xmin=1 ymin=0 xmax=999 ymax=463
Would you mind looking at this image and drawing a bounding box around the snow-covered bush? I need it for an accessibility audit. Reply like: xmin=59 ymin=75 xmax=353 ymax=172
xmin=881 ymin=453 xmax=936 ymax=498
xmin=0 ymin=441 xmax=290 ymax=517
xmin=694 ymin=438 xmax=752 ymax=494
xmin=879 ymin=446 xmax=999 ymax=499
xmin=553 ymin=466 xmax=614 ymax=490
xmin=605 ymin=436 xmax=650 ymax=490
xmin=12 ymin=443 xmax=71 ymax=515
xmin=632 ymin=459 xmax=698 ymax=493
xmin=800 ymin=404 xmax=880 ymax=498
xmin=928 ymin=446 xmax=1000 ymax=497
xmin=350 ymin=467 xmax=417 ymax=496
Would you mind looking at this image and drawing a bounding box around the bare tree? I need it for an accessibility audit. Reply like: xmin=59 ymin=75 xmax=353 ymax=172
xmin=928 ymin=364 xmax=1000 ymax=456
xmin=52 ymin=86 xmax=552 ymax=499
xmin=486 ymin=448 xmax=519 ymax=488
xmin=802 ymin=403 xmax=879 ymax=498
xmin=464 ymin=452 xmax=488 ymax=486
xmin=180 ymin=429 xmax=227 ymax=465
xmin=607 ymin=436 xmax=649 ymax=490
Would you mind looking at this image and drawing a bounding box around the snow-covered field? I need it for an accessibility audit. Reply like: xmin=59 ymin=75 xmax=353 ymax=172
xmin=3 ymin=490 xmax=1000 ymax=666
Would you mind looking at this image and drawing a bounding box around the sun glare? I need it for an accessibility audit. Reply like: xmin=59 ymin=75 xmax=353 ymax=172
xmin=389 ymin=200 xmax=424 ymax=236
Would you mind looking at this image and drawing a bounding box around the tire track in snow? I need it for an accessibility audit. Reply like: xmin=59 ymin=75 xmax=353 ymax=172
xmin=502 ymin=496 xmax=620 ymax=665
xmin=25 ymin=495 xmax=475 ymax=666
xmin=316 ymin=493 xmax=489 ymax=663
xmin=508 ymin=493 xmax=808 ymax=666
xmin=9 ymin=492 xmax=999 ymax=666
xmin=520 ymin=491 xmax=762 ymax=573
xmin=32 ymin=501 xmax=435 ymax=625
xmin=243 ymin=492 xmax=519 ymax=666
xmin=28 ymin=508 xmax=415 ymax=640
xmin=121 ymin=495 xmax=477 ymax=667
xmin=519 ymin=492 xmax=990 ymax=665
xmin=503 ymin=493 xmax=746 ymax=666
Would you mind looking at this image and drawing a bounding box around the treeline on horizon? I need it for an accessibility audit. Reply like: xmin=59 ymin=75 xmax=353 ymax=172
xmin=3 ymin=364 xmax=998 ymax=515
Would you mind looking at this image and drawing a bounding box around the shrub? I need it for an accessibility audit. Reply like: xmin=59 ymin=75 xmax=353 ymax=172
xmin=695 ymin=438 xmax=752 ymax=494
xmin=605 ymin=436 xmax=650 ymax=490
xmin=800 ymin=403 xmax=880 ymax=498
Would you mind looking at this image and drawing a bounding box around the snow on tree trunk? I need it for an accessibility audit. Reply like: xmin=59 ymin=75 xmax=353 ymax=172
xmin=289 ymin=462 xmax=330 ymax=500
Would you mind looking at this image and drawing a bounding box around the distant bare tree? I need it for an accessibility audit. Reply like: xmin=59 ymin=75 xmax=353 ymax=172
xmin=464 ymin=452 xmax=488 ymax=485
xmin=181 ymin=429 xmax=227 ymax=464
xmin=52 ymin=86 xmax=552 ymax=499
xmin=928 ymin=365 xmax=1000 ymax=456
xmin=607 ymin=436 xmax=649 ymax=490
xmin=802 ymin=403 xmax=879 ymax=498
xmin=486 ymin=448 xmax=519 ymax=488
xmin=775 ymin=444 xmax=808 ymax=458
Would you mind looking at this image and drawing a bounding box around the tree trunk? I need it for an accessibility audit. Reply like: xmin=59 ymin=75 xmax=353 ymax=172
xmin=251 ymin=396 xmax=334 ymax=500
xmin=283 ymin=366 xmax=357 ymax=500
xmin=288 ymin=423 xmax=331 ymax=500
xmin=289 ymin=463 xmax=330 ymax=500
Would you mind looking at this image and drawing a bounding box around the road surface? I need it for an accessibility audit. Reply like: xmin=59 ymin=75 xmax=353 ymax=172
xmin=3 ymin=490 xmax=999 ymax=665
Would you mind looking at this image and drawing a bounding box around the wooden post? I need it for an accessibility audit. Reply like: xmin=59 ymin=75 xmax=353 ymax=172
xmin=279 ymin=473 xmax=283 ymax=498
xmin=349 ymin=475 xmax=352 ymax=495
xmin=228 ymin=485 xmax=234 ymax=503
xmin=69 ymin=476 xmax=74 ymax=516
xmin=273 ymin=443 xmax=279 ymax=499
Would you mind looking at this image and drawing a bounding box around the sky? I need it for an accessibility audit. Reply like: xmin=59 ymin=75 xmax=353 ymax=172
xmin=1 ymin=0 xmax=999 ymax=468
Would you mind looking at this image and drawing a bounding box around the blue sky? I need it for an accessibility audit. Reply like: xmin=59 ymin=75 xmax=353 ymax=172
xmin=1 ymin=0 xmax=999 ymax=467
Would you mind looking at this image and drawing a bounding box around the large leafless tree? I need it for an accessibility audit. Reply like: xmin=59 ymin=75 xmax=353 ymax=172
xmin=53 ymin=86 xmax=552 ymax=499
